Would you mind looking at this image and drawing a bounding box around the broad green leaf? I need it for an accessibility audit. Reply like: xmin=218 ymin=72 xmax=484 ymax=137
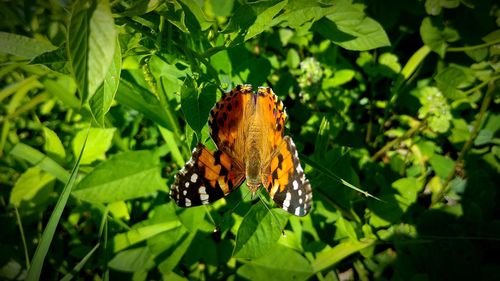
xmin=335 ymin=217 xmax=358 ymax=242
xmin=233 ymin=58 xmax=271 ymax=86
xmin=90 ymin=36 xmax=122 ymax=127
xmin=312 ymin=239 xmax=375 ymax=273
xmin=10 ymin=167 xmax=55 ymax=209
xmin=392 ymin=177 xmax=423 ymax=203
xmin=273 ymin=0 xmax=338 ymax=30
xmin=148 ymin=55 xmax=190 ymax=94
xmin=435 ymin=65 xmax=475 ymax=100
xmin=237 ymin=244 xmax=313 ymax=281
xmin=112 ymin=221 xmax=182 ymax=252
xmin=233 ymin=202 xmax=288 ymax=259
xmin=0 ymin=31 xmax=56 ymax=58
xmin=9 ymin=143 xmax=70 ymax=183
xmin=43 ymin=127 xmax=66 ymax=163
xmin=68 ymin=0 xmax=116 ymax=103
xmin=108 ymin=247 xmax=155 ymax=272
xmin=72 ymin=127 xmax=115 ymax=165
xmin=313 ymin=1 xmax=390 ymax=51
xmin=420 ymin=17 xmax=459 ymax=57
xmin=429 ymin=154 xmax=455 ymax=179
xmin=180 ymin=77 xmax=216 ymax=136
xmin=244 ymin=0 xmax=288 ymax=40
xmin=322 ymin=69 xmax=355 ymax=88
xmin=72 ymin=150 xmax=166 ymax=203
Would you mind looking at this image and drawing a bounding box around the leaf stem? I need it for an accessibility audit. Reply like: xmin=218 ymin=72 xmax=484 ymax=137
xmin=371 ymin=121 xmax=426 ymax=161
xmin=435 ymin=80 xmax=496 ymax=204
xmin=15 ymin=207 xmax=30 ymax=270
xmin=447 ymin=38 xmax=500 ymax=52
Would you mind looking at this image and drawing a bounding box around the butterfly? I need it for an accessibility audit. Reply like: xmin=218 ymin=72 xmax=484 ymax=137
xmin=170 ymin=85 xmax=312 ymax=216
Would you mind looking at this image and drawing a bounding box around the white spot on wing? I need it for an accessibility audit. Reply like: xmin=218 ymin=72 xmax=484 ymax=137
xmin=298 ymin=189 xmax=302 ymax=196
xmin=199 ymin=186 xmax=206 ymax=194
xmin=293 ymin=180 xmax=299 ymax=190
xmin=183 ymin=190 xmax=187 ymax=195
xmin=299 ymin=198 xmax=303 ymax=204
xmin=282 ymin=192 xmax=291 ymax=210
xmin=295 ymin=206 xmax=301 ymax=216
xmin=200 ymin=194 xmax=209 ymax=202
xmin=185 ymin=198 xmax=191 ymax=207
xmin=191 ymin=173 xmax=198 ymax=183
xmin=185 ymin=182 xmax=190 ymax=188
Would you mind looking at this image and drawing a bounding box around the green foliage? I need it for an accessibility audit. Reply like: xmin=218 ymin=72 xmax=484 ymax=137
xmin=0 ymin=0 xmax=499 ymax=280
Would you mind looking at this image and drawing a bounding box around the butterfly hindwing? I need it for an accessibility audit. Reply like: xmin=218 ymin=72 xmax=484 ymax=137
xmin=170 ymin=143 xmax=244 ymax=207
xmin=265 ymin=136 xmax=312 ymax=216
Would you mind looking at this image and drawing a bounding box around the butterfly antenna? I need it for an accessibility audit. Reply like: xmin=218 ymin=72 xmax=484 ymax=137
xmin=256 ymin=192 xmax=285 ymax=236
xmin=214 ymin=189 xmax=252 ymax=234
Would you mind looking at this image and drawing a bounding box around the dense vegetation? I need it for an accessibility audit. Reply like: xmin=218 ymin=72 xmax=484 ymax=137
xmin=1 ymin=0 xmax=499 ymax=280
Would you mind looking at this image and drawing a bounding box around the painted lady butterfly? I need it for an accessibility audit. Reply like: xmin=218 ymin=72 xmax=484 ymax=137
xmin=170 ymin=85 xmax=312 ymax=216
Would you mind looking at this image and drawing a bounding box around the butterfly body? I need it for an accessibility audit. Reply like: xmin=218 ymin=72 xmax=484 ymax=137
xmin=170 ymin=85 xmax=312 ymax=216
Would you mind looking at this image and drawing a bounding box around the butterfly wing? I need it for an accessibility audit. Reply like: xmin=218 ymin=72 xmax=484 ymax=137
xmin=170 ymin=143 xmax=245 ymax=207
xmin=256 ymin=86 xmax=287 ymax=151
xmin=208 ymin=84 xmax=253 ymax=155
xmin=264 ymin=136 xmax=312 ymax=216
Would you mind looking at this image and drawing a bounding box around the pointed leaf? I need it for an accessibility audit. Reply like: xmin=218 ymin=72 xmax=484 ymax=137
xmin=72 ymin=150 xmax=166 ymax=203
xmin=237 ymin=244 xmax=313 ymax=281
xmin=233 ymin=202 xmax=288 ymax=259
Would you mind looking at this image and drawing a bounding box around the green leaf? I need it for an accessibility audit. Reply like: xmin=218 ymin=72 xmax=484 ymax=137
xmin=322 ymin=69 xmax=355 ymax=88
xmin=68 ymin=0 xmax=116 ymax=103
xmin=474 ymin=129 xmax=494 ymax=146
xmin=392 ymin=177 xmax=423 ymax=203
xmin=313 ymin=1 xmax=390 ymax=51
xmin=42 ymin=127 xmax=66 ymax=164
xmin=233 ymin=202 xmax=288 ymax=259
xmin=9 ymin=143 xmax=70 ymax=183
xmin=286 ymin=48 xmax=300 ymax=69
xmin=180 ymin=77 xmax=216 ymax=136
xmin=158 ymin=231 xmax=197 ymax=274
xmin=72 ymin=150 xmax=166 ymax=203
xmin=429 ymin=154 xmax=455 ymax=179
xmin=425 ymin=0 xmax=460 ymax=16
xmin=90 ymin=36 xmax=122 ymax=127
xmin=435 ymin=65 xmax=475 ymax=100
xmin=244 ymin=0 xmax=288 ymax=40
xmin=0 ymin=31 xmax=56 ymax=58
xmin=72 ymin=127 xmax=115 ymax=165
xmin=108 ymin=247 xmax=155 ymax=272
xmin=178 ymin=0 xmax=213 ymax=31
xmin=41 ymin=75 xmax=80 ymax=108
xmin=237 ymin=244 xmax=313 ymax=281
xmin=25 ymin=126 xmax=89 ymax=281
xmin=420 ymin=17 xmax=459 ymax=57
xmin=9 ymin=167 xmax=55 ymax=209
xmin=312 ymin=239 xmax=375 ymax=273
xmin=116 ymin=80 xmax=173 ymax=131
xmin=112 ymin=221 xmax=182 ymax=252
xmin=233 ymin=58 xmax=271 ymax=86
